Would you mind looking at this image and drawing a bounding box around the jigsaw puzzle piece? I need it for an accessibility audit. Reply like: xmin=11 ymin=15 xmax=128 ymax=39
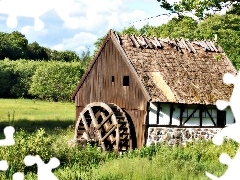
xmin=206 ymin=172 xmax=219 ymax=180
xmin=53 ymin=0 xmax=75 ymax=21
xmin=217 ymin=150 xmax=240 ymax=179
xmin=0 ymin=160 xmax=8 ymax=171
xmin=24 ymin=155 xmax=60 ymax=180
xmin=0 ymin=126 xmax=15 ymax=146
xmin=13 ymin=172 xmax=24 ymax=180
xmin=212 ymin=123 xmax=240 ymax=145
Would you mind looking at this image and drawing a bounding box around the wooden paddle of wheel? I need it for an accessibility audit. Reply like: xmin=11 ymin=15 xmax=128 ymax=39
xmin=74 ymin=102 xmax=131 ymax=152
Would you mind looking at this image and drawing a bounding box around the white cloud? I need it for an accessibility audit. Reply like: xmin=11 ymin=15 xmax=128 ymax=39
xmin=20 ymin=25 xmax=48 ymax=44
xmin=20 ymin=26 xmax=32 ymax=34
xmin=20 ymin=25 xmax=48 ymax=35
xmin=62 ymin=0 xmax=124 ymax=32
xmin=52 ymin=32 xmax=98 ymax=54
xmin=76 ymin=46 xmax=87 ymax=52
xmin=0 ymin=0 xmax=75 ymax=30
xmin=0 ymin=0 xmax=184 ymax=54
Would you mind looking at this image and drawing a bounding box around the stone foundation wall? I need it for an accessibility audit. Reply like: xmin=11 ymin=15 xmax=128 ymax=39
xmin=146 ymin=127 xmax=223 ymax=146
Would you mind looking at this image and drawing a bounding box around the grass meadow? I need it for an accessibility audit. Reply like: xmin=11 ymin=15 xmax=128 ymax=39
xmin=0 ymin=98 xmax=238 ymax=179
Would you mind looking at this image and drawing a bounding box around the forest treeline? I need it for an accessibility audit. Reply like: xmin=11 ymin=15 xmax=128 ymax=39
xmin=1 ymin=0 xmax=239 ymax=101
xmin=0 ymin=31 xmax=86 ymax=62
xmin=0 ymin=32 xmax=91 ymax=101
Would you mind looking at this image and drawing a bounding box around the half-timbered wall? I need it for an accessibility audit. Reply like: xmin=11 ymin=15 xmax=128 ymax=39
xmin=74 ymin=38 xmax=148 ymax=148
xmin=148 ymin=103 xmax=234 ymax=126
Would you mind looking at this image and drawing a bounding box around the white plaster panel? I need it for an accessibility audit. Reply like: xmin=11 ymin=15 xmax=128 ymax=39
xmin=172 ymin=107 xmax=180 ymax=125
xmin=183 ymin=117 xmax=199 ymax=126
xmin=201 ymin=118 xmax=216 ymax=126
xmin=149 ymin=102 xmax=157 ymax=124
xmin=158 ymin=103 xmax=170 ymax=125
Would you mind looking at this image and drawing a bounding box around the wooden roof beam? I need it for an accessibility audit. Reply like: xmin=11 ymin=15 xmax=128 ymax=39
xmin=209 ymin=41 xmax=219 ymax=52
xmin=149 ymin=37 xmax=162 ymax=49
xmin=186 ymin=41 xmax=196 ymax=53
xmin=129 ymin=35 xmax=140 ymax=48
xmin=143 ymin=37 xmax=153 ymax=49
xmin=136 ymin=36 xmax=147 ymax=48
xmin=199 ymin=41 xmax=211 ymax=51
xmin=205 ymin=41 xmax=215 ymax=52
xmin=181 ymin=39 xmax=192 ymax=52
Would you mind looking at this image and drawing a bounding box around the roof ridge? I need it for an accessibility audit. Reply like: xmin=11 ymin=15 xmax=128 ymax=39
xmin=113 ymin=31 xmax=222 ymax=53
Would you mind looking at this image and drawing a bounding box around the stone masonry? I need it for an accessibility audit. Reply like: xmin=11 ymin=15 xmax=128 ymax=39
xmin=146 ymin=127 xmax=223 ymax=146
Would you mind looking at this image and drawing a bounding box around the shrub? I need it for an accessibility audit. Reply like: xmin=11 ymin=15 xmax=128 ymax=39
xmin=0 ymin=61 xmax=16 ymax=97
xmin=29 ymin=61 xmax=84 ymax=101
xmin=0 ymin=59 xmax=84 ymax=101
xmin=10 ymin=60 xmax=43 ymax=98
xmin=0 ymin=59 xmax=42 ymax=98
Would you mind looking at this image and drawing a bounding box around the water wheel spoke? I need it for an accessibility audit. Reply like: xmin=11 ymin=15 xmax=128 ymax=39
xmin=101 ymin=124 xmax=117 ymax=142
xmin=96 ymin=112 xmax=113 ymax=130
xmin=80 ymin=113 xmax=90 ymax=140
xmin=100 ymin=112 xmax=115 ymax=142
xmin=88 ymin=107 xmax=98 ymax=126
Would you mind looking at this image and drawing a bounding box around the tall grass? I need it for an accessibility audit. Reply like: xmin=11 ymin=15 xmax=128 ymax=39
xmin=0 ymin=99 xmax=238 ymax=179
xmin=0 ymin=98 xmax=75 ymax=133
xmin=0 ymin=131 xmax=237 ymax=179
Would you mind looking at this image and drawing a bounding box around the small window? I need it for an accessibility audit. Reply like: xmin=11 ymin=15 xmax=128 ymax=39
xmin=111 ymin=76 xmax=115 ymax=83
xmin=123 ymin=76 xmax=129 ymax=86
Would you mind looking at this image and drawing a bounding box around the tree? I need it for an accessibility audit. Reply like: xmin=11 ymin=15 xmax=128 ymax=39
xmin=0 ymin=31 xmax=82 ymax=62
xmin=58 ymin=50 xmax=80 ymax=62
xmin=156 ymin=16 xmax=198 ymax=39
xmin=94 ymin=37 xmax=106 ymax=53
xmin=80 ymin=49 xmax=92 ymax=69
xmin=27 ymin=41 xmax=49 ymax=60
xmin=156 ymin=0 xmax=239 ymax=19
xmin=194 ymin=14 xmax=240 ymax=69
xmin=121 ymin=25 xmax=140 ymax=35
xmin=0 ymin=31 xmax=28 ymax=60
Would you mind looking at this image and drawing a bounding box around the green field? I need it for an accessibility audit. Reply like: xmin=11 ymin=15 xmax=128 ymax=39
xmin=0 ymin=98 xmax=75 ymax=133
xmin=0 ymin=99 xmax=238 ymax=179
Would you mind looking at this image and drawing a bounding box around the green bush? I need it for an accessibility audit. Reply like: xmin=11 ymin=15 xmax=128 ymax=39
xmin=0 ymin=59 xmax=84 ymax=101
xmin=0 ymin=61 xmax=16 ymax=97
xmin=29 ymin=61 xmax=84 ymax=101
xmin=0 ymin=59 xmax=42 ymax=98
xmin=10 ymin=60 xmax=43 ymax=98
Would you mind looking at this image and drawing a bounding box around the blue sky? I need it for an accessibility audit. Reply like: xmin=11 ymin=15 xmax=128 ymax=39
xmin=0 ymin=0 xmax=178 ymax=56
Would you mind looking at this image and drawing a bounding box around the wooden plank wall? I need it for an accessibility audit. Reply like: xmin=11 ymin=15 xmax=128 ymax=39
xmin=75 ymin=106 xmax=84 ymax=125
xmin=74 ymin=38 xmax=148 ymax=148
xmin=124 ymin=109 xmax=147 ymax=148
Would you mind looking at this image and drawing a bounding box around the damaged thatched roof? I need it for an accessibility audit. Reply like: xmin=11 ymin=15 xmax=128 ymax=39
xmin=114 ymin=31 xmax=237 ymax=105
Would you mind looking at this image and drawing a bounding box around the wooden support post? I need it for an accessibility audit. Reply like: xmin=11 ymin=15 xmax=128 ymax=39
xmin=143 ymin=102 xmax=150 ymax=147
xmin=145 ymin=102 xmax=150 ymax=124
xmin=199 ymin=105 xmax=203 ymax=127
xmin=157 ymin=103 xmax=161 ymax=124
xmin=179 ymin=105 xmax=184 ymax=126
xmin=169 ymin=103 xmax=174 ymax=125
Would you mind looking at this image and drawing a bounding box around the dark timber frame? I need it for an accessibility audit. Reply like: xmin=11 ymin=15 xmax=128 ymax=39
xmin=147 ymin=103 xmax=225 ymax=127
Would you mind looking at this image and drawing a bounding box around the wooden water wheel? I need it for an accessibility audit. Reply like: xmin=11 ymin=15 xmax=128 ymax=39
xmin=74 ymin=102 xmax=131 ymax=152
